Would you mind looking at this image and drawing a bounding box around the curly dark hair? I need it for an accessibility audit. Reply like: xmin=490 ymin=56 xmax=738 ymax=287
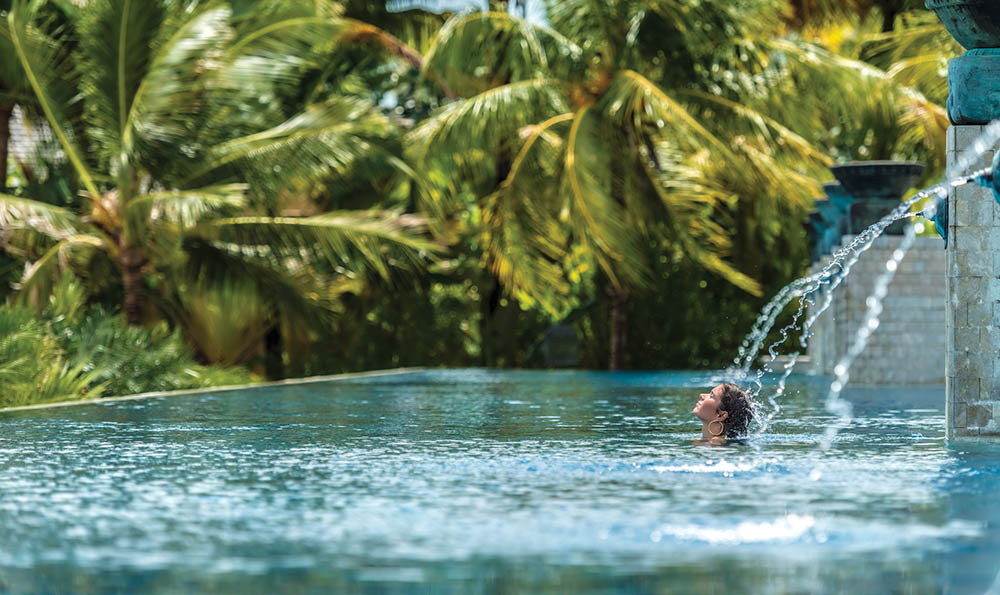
xmin=718 ymin=383 xmax=754 ymax=438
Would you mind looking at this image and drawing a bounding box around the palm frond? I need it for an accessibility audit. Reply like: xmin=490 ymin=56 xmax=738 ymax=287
xmin=184 ymin=96 xmax=401 ymax=196
xmin=117 ymin=4 xmax=233 ymax=169
xmin=127 ymin=184 xmax=248 ymax=231
xmin=0 ymin=192 xmax=87 ymax=239
xmin=637 ymin=146 xmax=761 ymax=296
xmin=76 ymin=0 xmax=167 ymax=165
xmin=678 ymin=89 xmax=831 ymax=165
xmin=423 ymin=11 xmax=581 ymax=95
xmin=180 ymin=235 xmax=359 ymax=319
xmin=863 ymin=14 xmax=958 ymax=105
xmin=5 ymin=1 xmax=99 ymax=198
xmin=202 ymin=210 xmax=438 ymax=280
xmin=483 ymin=112 xmax=574 ymax=316
xmin=562 ymin=107 xmax=644 ymax=289
xmin=410 ymin=78 xmax=569 ymax=163
xmin=13 ymin=234 xmax=103 ymax=308
xmin=602 ymin=70 xmax=734 ymax=160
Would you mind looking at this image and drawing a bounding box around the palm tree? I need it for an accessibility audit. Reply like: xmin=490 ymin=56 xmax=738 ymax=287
xmin=413 ymin=1 xmax=832 ymax=369
xmin=0 ymin=0 xmax=439 ymax=365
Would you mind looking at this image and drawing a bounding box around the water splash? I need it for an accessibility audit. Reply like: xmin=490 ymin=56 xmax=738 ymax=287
xmin=761 ymin=210 xmax=924 ymax=430
xmin=739 ymin=178 xmax=983 ymax=426
xmin=732 ymin=122 xmax=1000 ymax=441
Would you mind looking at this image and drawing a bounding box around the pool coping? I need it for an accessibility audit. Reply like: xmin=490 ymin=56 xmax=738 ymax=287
xmin=0 ymin=367 xmax=427 ymax=414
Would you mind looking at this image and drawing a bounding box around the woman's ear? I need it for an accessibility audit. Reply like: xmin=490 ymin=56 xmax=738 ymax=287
xmin=717 ymin=410 xmax=729 ymax=422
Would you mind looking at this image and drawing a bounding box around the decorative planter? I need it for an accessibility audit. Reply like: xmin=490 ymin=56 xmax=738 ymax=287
xmin=926 ymin=0 xmax=1000 ymax=50
xmin=829 ymin=161 xmax=925 ymax=235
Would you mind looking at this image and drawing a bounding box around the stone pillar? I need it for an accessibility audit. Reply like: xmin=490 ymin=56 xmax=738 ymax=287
xmin=946 ymin=125 xmax=1000 ymax=439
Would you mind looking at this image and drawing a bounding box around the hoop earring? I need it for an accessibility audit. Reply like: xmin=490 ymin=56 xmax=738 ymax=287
xmin=708 ymin=420 xmax=725 ymax=436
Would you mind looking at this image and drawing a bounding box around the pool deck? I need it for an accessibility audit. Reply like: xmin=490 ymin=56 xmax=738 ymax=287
xmin=0 ymin=367 xmax=426 ymax=414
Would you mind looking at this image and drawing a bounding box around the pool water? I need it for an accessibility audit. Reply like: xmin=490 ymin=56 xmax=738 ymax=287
xmin=1 ymin=369 xmax=998 ymax=593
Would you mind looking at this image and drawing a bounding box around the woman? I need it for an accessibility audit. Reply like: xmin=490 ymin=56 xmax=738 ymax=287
xmin=693 ymin=383 xmax=755 ymax=442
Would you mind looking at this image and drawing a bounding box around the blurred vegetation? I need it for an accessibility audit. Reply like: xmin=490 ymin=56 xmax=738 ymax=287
xmin=0 ymin=0 xmax=958 ymax=404
xmin=0 ymin=275 xmax=252 ymax=408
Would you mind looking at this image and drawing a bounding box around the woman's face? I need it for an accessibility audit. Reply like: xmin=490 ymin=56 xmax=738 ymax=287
xmin=693 ymin=384 xmax=727 ymax=423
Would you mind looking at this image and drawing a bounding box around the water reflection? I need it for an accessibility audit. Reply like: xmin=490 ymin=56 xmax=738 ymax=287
xmin=0 ymin=370 xmax=996 ymax=593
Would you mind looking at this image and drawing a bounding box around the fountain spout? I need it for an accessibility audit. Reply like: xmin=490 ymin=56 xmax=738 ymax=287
xmin=972 ymin=150 xmax=1000 ymax=203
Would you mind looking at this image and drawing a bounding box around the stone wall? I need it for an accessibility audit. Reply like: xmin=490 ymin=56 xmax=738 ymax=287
xmin=807 ymin=235 xmax=946 ymax=385
xmin=946 ymin=125 xmax=1000 ymax=439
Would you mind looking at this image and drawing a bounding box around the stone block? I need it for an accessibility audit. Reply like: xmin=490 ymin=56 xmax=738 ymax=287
xmin=955 ymin=402 xmax=969 ymax=428
xmin=954 ymin=325 xmax=980 ymax=351
xmin=969 ymin=404 xmax=993 ymax=428
xmin=969 ymin=299 xmax=993 ymax=326
xmin=954 ymin=184 xmax=994 ymax=226
xmin=954 ymin=150 xmax=995 ymax=174
xmin=958 ymin=225 xmax=991 ymax=251
xmin=954 ymin=350 xmax=993 ymax=378
xmin=955 ymin=277 xmax=987 ymax=302
xmin=966 ymin=253 xmax=994 ymax=277
xmin=985 ymin=376 xmax=1000 ymax=397
xmin=953 ymin=376 xmax=981 ymax=404
xmin=952 ymin=125 xmax=989 ymax=148
xmin=955 ymin=427 xmax=979 ymax=437
xmin=983 ymin=326 xmax=1000 ymax=348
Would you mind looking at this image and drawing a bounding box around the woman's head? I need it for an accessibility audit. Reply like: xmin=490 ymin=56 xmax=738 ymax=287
xmin=693 ymin=383 xmax=754 ymax=438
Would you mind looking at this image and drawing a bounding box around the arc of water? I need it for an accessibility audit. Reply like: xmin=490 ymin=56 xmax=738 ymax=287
xmin=732 ymin=121 xmax=1000 ymax=440
xmin=820 ymin=219 xmax=917 ymax=449
xmin=761 ymin=210 xmax=924 ymax=431
xmin=759 ymin=223 xmax=883 ymax=424
xmin=946 ymin=120 xmax=1000 ymax=182
xmin=738 ymin=173 xmax=984 ymax=383
xmin=739 ymin=178 xmax=983 ymax=439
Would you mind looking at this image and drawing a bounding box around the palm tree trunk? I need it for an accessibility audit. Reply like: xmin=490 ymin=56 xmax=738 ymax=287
xmin=480 ymin=148 xmax=513 ymax=367
xmin=608 ymin=286 xmax=629 ymax=370
xmin=881 ymin=7 xmax=896 ymax=32
xmin=480 ymin=277 xmax=502 ymax=366
xmin=264 ymin=322 xmax=284 ymax=379
xmin=121 ymin=246 xmax=146 ymax=325
xmin=0 ymin=104 xmax=12 ymax=193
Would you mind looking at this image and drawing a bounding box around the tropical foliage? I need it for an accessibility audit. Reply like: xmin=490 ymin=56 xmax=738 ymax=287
xmin=0 ymin=0 xmax=957 ymax=404
xmin=0 ymin=0 xmax=438 ymax=364
xmin=0 ymin=275 xmax=250 ymax=408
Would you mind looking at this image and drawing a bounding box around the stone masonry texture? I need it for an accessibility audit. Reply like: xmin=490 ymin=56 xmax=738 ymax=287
xmin=945 ymin=125 xmax=1000 ymax=439
xmin=807 ymin=235 xmax=946 ymax=387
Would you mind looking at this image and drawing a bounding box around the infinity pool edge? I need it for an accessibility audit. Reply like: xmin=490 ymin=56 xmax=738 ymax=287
xmin=0 ymin=367 xmax=427 ymax=414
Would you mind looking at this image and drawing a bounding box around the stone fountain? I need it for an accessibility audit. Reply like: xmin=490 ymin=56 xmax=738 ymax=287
xmin=926 ymin=0 xmax=1000 ymax=438
xmin=806 ymin=162 xmax=946 ymax=385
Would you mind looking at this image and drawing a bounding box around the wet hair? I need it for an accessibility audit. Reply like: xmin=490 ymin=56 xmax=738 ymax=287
xmin=718 ymin=383 xmax=754 ymax=438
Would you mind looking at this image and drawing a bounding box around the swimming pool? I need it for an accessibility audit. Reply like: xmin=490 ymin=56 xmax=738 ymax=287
xmin=1 ymin=369 xmax=997 ymax=593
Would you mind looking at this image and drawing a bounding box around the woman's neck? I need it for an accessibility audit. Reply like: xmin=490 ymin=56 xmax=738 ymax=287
xmin=700 ymin=420 xmax=723 ymax=442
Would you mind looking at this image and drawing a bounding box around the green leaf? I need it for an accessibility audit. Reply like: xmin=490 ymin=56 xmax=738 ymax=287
xmin=5 ymin=1 xmax=99 ymax=198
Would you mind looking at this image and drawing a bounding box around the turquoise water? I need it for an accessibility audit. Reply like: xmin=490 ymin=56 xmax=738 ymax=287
xmin=1 ymin=369 xmax=998 ymax=593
